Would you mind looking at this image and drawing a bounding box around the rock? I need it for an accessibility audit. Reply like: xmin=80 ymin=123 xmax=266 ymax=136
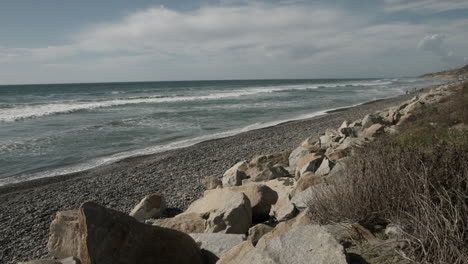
xmin=338 ymin=121 xmax=355 ymax=137
xmin=186 ymin=189 xmax=252 ymax=234
xmin=295 ymin=153 xmax=323 ymax=179
xmin=248 ymin=224 xmax=273 ymax=246
xmin=47 ymin=210 xmax=80 ymax=259
xmin=396 ymin=113 xmax=413 ymax=126
xmin=78 ymin=201 xmax=204 ymax=264
xmin=202 ymin=176 xmax=222 ymax=190
xmin=325 ymin=223 xmax=376 ymax=243
xmin=380 ymin=106 xmax=401 ymax=125
xmin=326 ymin=158 xmax=350 ymax=183
xmin=217 ymin=241 xmax=258 ymax=264
xmin=246 ymin=151 xmax=290 ymax=181
xmin=190 ymin=233 xmax=246 ymax=264
xmin=384 ymin=126 xmax=398 ymax=135
xmin=292 ymin=172 xmax=322 ymax=196
xmin=300 ymin=137 xmax=322 ymax=152
xmin=129 ymin=194 xmax=166 ymax=222
xmin=153 ymin=213 xmax=206 ymax=233
xmin=288 ymin=146 xmax=311 ymax=174
xmin=225 ymin=225 xmax=347 ymax=264
xmin=250 ymin=165 xmax=290 ymax=182
xmin=326 ymin=148 xmax=350 ymax=161
xmin=364 ymin=123 xmax=385 ymax=137
xmin=315 ymin=158 xmax=335 ymax=176
xmin=291 ymin=184 xmax=330 ymax=211
xmin=226 ymin=184 xmax=278 ymax=222
xmin=255 ymin=221 xmax=295 ymax=249
xmin=401 ymin=100 xmax=424 ymax=115
xmin=222 ymin=161 xmax=248 ymax=187
xmin=262 ymin=177 xmax=297 ymax=221
xmin=319 ymin=135 xmax=334 ymax=149
xmin=361 ymin=113 xmax=384 ymax=129
xmin=385 ymin=224 xmax=404 ymax=238
xmin=18 ymin=260 xmax=61 ymax=264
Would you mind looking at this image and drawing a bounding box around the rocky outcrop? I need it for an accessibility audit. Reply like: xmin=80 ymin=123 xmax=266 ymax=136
xmin=78 ymin=202 xmax=204 ymax=264
xmin=129 ymin=194 xmax=166 ymax=222
xmin=47 ymin=210 xmax=80 ymax=259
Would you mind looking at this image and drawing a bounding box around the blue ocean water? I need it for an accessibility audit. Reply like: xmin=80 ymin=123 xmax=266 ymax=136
xmin=0 ymin=78 xmax=444 ymax=186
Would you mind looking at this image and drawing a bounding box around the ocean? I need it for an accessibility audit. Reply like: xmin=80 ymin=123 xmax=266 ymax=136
xmin=0 ymin=78 xmax=444 ymax=186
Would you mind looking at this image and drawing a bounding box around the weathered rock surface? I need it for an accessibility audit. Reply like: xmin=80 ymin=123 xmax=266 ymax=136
xmin=292 ymin=172 xmax=322 ymax=195
xmin=153 ymin=212 xmax=206 ymax=233
xmin=291 ymin=184 xmax=330 ymax=211
xmin=18 ymin=258 xmax=80 ymax=264
xmin=246 ymin=152 xmax=290 ymax=182
xmin=190 ymin=233 xmax=246 ymax=264
xmin=315 ymin=158 xmax=334 ymax=176
xmin=222 ymin=161 xmax=248 ymax=187
xmin=248 ymin=224 xmax=273 ymax=246
xmin=227 ymin=184 xmax=277 ymax=222
xmin=219 ymin=225 xmax=347 ymax=264
xmin=185 ymin=189 xmax=252 ymax=234
xmin=202 ymin=176 xmax=222 ymax=190
xmin=364 ymin=123 xmax=385 ymax=137
xmin=129 ymin=194 xmax=166 ymax=222
xmin=288 ymin=146 xmax=311 ymax=174
xmin=262 ymin=178 xmax=297 ymax=221
xmin=78 ymin=202 xmax=204 ymax=264
xmin=47 ymin=210 xmax=80 ymax=260
xmin=295 ymin=153 xmax=323 ymax=178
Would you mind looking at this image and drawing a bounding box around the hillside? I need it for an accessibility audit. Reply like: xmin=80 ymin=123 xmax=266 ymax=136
xmin=420 ymin=64 xmax=468 ymax=79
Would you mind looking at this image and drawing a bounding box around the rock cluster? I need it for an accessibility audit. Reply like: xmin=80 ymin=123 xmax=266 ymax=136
xmin=21 ymin=82 xmax=459 ymax=264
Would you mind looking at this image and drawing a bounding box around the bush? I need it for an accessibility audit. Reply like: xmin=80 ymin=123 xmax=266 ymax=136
xmin=307 ymin=87 xmax=468 ymax=264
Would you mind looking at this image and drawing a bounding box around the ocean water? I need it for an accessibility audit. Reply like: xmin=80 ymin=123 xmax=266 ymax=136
xmin=0 ymin=78 xmax=444 ymax=186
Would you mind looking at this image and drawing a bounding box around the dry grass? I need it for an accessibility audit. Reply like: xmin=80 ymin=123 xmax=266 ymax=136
xmin=307 ymin=84 xmax=468 ymax=264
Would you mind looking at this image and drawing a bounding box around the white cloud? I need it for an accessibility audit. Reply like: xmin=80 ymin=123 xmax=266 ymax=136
xmin=384 ymin=0 xmax=468 ymax=13
xmin=418 ymin=34 xmax=456 ymax=62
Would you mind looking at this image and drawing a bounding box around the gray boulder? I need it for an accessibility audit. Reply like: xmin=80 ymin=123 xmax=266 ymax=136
xmin=222 ymin=161 xmax=248 ymax=187
xmin=248 ymin=224 xmax=273 ymax=246
xmin=47 ymin=210 xmax=80 ymax=259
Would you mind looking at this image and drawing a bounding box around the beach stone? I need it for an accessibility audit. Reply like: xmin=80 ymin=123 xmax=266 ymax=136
xmin=364 ymin=123 xmax=385 ymax=137
xmin=361 ymin=113 xmax=384 ymax=129
xmin=295 ymin=153 xmax=324 ymax=179
xmin=319 ymin=135 xmax=334 ymax=149
xmin=226 ymin=184 xmax=278 ymax=222
xmin=129 ymin=194 xmax=166 ymax=222
xmin=202 ymin=175 xmax=222 ymax=190
xmin=78 ymin=201 xmax=204 ymax=264
xmin=222 ymin=161 xmax=248 ymax=187
xmin=248 ymin=224 xmax=273 ymax=246
xmin=153 ymin=212 xmax=206 ymax=233
xmin=300 ymin=136 xmax=322 ymax=152
xmin=47 ymin=210 xmax=80 ymax=259
xmin=315 ymin=158 xmax=335 ymax=176
xmin=292 ymin=172 xmax=322 ymax=196
xmin=288 ymin=146 xmax=311 ymax=174
xmin=190 ymin=233 xmax=246 ymax=264
xmin=186 ymin=189 xmax=252 ymax=234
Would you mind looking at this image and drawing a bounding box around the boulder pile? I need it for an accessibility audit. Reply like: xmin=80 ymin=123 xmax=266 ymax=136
xmin=21 ymin=82 xmax=460 ymax=264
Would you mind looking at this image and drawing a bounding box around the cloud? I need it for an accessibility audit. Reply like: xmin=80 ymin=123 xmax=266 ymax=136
xmin=418 ymin=34 xmax=454 ymax=62
xmin=384 ymin=0 xmax=468 ymax=13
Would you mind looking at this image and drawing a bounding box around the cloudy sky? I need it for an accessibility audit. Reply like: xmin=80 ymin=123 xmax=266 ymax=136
xmin=1 ymin=0 xmax=467 ymax=84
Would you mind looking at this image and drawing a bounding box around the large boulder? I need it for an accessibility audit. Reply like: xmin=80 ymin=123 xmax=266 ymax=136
xmin=299 ymin=136 xmax=322 ymax=152
xmin=219 ymin=225 xmax=347 ymax=264
xmin=78 ymin=202 xmax=204 ymax=264
xmin=288 ymin=146 xmax=311 ymax=174
xmin=262 ymin=177 xmax=297 ymax=221
xmin=292 ymin=172 xmax=322 ymax=196
xmin=190 ymin=233 xmax=246 ymax=264
xmin=315 ymin=158 xmax=335 ymax=176
xmin=361 ymin=113 xmax=385 ymax=129
xmin=202 ymin=175 xmax=222 ymax=190
xmin=47 ymin=210 xmax=80 ymax=259
xmin=295 ymin=153 xmax=324 ymax=179
xmin=224 ymin=184 xmax=277 ymax=222
xmin=153 ymin=212 xmax=206 ymax=233
xmin=186 ymin=189 xmax=252 ymax=234
xmin=291 ymin=184 xmax=330 ymax=211
xmin=248 ymin=224 xmax=273 ymax=246
xmin=364 ymin=123 xmax=385 ymax=137
xmin=246 ymin=151 xmax=290 ymax=182
xmin=129 ymin=194 xmax=166 ymax=222
xmin=222 ymin=161 xmax=248 ymax=187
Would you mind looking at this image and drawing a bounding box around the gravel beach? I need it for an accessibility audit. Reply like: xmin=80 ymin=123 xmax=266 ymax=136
xmin=0 ymin=91 xmax=426 ymax=263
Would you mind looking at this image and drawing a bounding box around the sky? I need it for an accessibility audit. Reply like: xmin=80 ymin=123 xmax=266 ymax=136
xmin=1 ymin=0 xmax=468 ymax=84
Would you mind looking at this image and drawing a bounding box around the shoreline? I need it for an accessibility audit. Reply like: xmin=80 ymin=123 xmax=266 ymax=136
xmin=0 ymin=83 xmax=443 ymax=263
xmin=0 ymin=84 xmax=440 ymax=193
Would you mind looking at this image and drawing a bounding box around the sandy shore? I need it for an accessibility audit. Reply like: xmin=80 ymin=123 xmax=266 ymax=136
xmin=0 ymin=89 xmax=432 ymax=263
